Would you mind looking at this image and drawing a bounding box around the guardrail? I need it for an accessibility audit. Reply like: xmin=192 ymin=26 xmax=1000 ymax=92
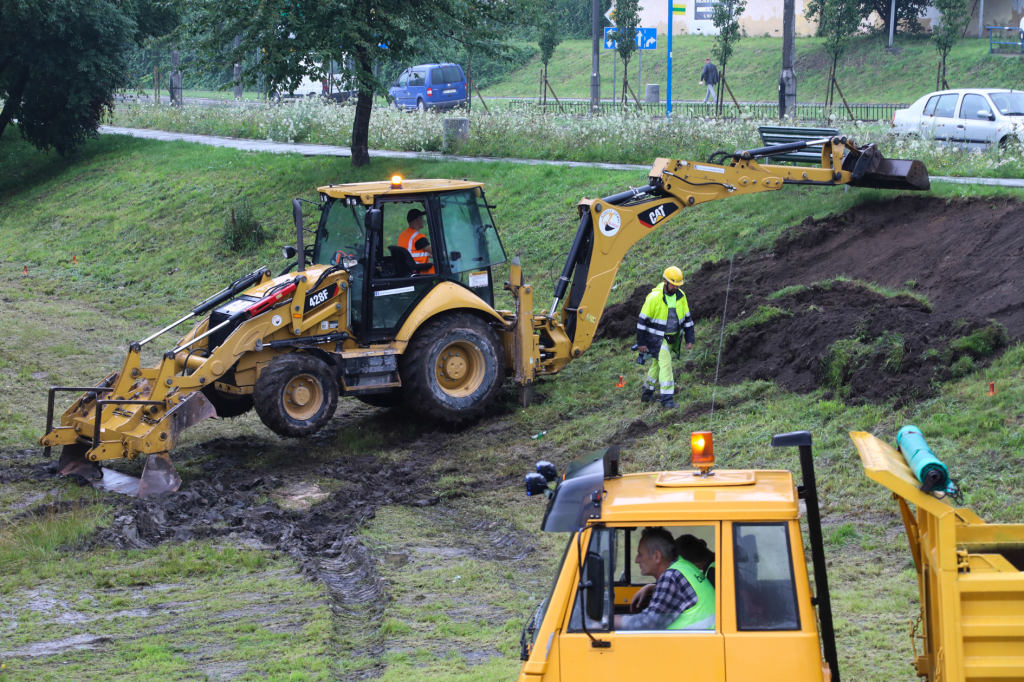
xmin=507 ymin=99 xmax=907 ymax=122
xmin=988 ymin=26 xmax=1024 ymax=55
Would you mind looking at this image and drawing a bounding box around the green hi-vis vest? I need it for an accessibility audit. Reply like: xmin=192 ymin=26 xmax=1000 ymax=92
xmin=667 ymin=559 xmax=716 ymax=630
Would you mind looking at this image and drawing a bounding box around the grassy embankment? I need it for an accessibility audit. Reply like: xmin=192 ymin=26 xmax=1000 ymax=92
xmin=1 ymin=130 xmax=1023 ymax=680
xmin=483 ymin=34 xmax=1024 ymax=103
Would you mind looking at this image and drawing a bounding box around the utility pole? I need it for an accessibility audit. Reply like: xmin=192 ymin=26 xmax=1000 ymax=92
xmin=591 ymin=0 xmax=601 ymax=112
xmin=888 ymin=0 xmax=896 ymax=47
xmin=977 ymin=0 xmax=984 ymax=38
xmin=779 ymin=0 xmax=796 ymax=117
xmin=233 ymin=34 xmax=243 ymax=99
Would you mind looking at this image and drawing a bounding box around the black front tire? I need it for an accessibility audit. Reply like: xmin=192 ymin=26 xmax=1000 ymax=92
xmin=399 ymin=312 xmax=503 ymax=423
xmin=254 ymin=353 xmax=339 ymax=437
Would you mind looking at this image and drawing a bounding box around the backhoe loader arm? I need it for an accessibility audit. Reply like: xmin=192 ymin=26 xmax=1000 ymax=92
xmin=543 ymin=135 xmax=929 ymax=360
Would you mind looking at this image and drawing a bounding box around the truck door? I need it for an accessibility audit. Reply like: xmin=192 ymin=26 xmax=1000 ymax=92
xmin=560 ymin=525 xmax=726 ymax=682
xmin=723 ymin=522 xmax=824 ymax=682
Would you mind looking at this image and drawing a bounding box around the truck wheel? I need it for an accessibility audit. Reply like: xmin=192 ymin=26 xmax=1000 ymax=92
xmin=400 ymin=312 xmax=503 ymax=423
xmin=254 ymin=353 xmax=339 ymax=437
xmin=201 ymin=384 xmax=254 ymax=418
xmin=356 ymin=393 xmax=404 ymax=409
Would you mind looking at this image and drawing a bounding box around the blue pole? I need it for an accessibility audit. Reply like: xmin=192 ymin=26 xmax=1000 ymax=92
xmin=667 ymin=0 xmax=673 ymax=116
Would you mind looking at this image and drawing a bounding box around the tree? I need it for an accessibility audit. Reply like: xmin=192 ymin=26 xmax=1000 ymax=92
xmin=711 ymin=0 xmax=746 ymax=114
xmin=610 ymin=0 xmax=641 ymax=105
xmin=0 ymin=0 xmax=176 ymax=154
xmin=538 ymin=0 xmax=562 ymax=104
xmin=805 ymin=0 xmax=860 ymax=109
xmin=182 ymin=0 xmax=518 ymax=167
xmin=931 ymin=0 xmax=971 ymax=90
xmin=857 ymin=0 xmax=927 ymax=37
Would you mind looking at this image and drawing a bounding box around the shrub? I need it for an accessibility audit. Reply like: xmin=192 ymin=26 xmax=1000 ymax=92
xmin=223 ymin=198 xmax=266 ymax=253
xmin=949 ymin=322 xmax=1009 ymax=359
xmin=950 ymin=355 xmax=976 ymax=378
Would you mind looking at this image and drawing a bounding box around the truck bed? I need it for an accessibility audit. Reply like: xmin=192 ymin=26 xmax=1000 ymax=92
xmin=851 ymin=432 xmax=1024 ymax=682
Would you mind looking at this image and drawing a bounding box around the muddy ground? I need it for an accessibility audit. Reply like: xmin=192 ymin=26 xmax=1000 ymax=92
xmin=599 ymin=196 xmax=1020 ymax=404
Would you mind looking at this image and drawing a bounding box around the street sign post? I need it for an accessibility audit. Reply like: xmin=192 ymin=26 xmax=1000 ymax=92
xmin=668 ymin=0 xmax=685 ymax=116
xmin=636 ymin=28 xmax=655 ymax=102
xmin=604 ymin=27 xmax=618 ymax=103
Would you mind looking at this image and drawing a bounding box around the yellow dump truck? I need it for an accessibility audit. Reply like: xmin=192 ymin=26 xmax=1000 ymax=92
xmin=517 ymin=431 xmax=1024 ymax=682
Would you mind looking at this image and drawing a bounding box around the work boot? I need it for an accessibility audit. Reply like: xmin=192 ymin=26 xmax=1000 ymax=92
xmin=640 ymin=387 xmax=656 ymax=403
xmin=661 ymin=397 xmax=679 ymax=409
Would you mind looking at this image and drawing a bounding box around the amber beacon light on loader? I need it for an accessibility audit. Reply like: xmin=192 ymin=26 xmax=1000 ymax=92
xmin=40 ymin=137 xmax=930 ymax=497
xmin=517 ymin=430 xmax=1024 ymax=682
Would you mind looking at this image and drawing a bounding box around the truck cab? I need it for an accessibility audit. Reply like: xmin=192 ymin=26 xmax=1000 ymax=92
xmin=519 ymin=445 xmax=827 ymax=682
xmin=520 ymin=432 xmax=1024 ymax=682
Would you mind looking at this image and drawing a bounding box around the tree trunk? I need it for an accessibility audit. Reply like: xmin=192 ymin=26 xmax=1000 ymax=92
xmin=350 ymin=50 xmax=373 ymax=168
xmin=543 ymin=63 xmax=547 ymax=104
xmin=0 ymin=64 xmax=30 ymax=141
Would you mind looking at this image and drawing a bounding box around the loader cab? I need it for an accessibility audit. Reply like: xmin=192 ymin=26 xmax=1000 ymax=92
xmin=313 ymin=179 xmax=507 ymax=344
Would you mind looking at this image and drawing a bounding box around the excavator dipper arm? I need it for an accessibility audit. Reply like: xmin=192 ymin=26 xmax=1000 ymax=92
xmin=528 ymin=136 xmax=929 ymax=375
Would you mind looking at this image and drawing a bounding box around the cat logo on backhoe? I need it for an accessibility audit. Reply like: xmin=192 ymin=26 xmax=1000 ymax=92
xmin=639 ymin=202 xmax=678 ymax=227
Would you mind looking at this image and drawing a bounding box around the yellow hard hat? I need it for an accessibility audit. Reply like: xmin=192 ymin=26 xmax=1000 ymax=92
xmin=663 ymin=266 xmax=684 ymax=287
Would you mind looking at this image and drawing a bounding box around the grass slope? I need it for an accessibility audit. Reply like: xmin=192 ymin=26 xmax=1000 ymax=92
xmin=2 ymin=131 xmax=1024 ymax=681
xmin=483 ymin=34 xmax=1024 ymax=104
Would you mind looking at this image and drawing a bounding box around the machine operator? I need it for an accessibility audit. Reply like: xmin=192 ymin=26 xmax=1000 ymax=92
xmin=637 ymin=266 xmax=695 ymax=409
xmin=630 ymin=533 xmax=717 ymax=629
xmin=397 ymin=208 xmax=435 ymax=274
xmin=609 ymin=528 xmax=700 ymax=630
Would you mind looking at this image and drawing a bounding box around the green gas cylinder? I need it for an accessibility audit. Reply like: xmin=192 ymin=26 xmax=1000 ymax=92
xmin=896 ymin=425 xmax=949 ymax=493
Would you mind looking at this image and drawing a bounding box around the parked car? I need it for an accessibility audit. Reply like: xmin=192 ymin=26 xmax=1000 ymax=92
xmin=892 ymin=88 xmax=1024 ymax=149
xmin=389 ymin=64 xmax=467 ymax=112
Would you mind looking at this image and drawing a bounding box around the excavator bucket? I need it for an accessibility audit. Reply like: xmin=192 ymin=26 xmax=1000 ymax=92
xmin=843 ymin=143 xmax=931 ymax=192
xmin=55 ymin=444 xmax=180 ymax=498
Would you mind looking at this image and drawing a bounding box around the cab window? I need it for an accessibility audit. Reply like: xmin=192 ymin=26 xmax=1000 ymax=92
xmin=315 ymin=199 xmax=366 ymax=328
xmin=437 ymin=189 xmax=506 ymax=305
xmin=568 ymin=525 xmax=718 ymax=633
xmin=398 ymin=72 xmax=408 ymax=87
xmin=733 ymin=523 xmax=800 ymax=631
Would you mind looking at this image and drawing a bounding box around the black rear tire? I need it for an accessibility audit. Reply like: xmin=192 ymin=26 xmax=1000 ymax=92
xmin=399 ymin=312 xmax=503 ymax=423
xmin=254 ymin=353 xmax=339 ymax=437
xmin=355 ymin=393 xmax=404 ymax=409
xmin=201 ymin=384 xmax=254 ymax=418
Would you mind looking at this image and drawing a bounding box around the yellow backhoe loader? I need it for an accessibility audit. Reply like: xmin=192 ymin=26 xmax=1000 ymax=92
xmin=39 ymin=135 xmax=930 ymax=496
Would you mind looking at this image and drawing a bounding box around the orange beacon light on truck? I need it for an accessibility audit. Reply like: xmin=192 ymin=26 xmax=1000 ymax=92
xmin=691 ymin=431 xmax=714 ymax=476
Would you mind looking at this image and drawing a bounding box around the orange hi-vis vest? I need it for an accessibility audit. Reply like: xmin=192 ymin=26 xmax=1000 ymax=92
xmin=398 ymin=226 xmax=434 ymax=274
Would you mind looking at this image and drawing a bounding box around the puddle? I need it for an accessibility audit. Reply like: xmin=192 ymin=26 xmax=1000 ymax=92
xmin=272 ymin=482 xmax=329 ymax=511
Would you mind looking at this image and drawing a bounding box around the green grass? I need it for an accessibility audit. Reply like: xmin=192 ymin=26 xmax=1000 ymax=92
xmin=483 ymin=34 xmax=1024 ymax=104
xmin=2 ymin=129 xmax=1024 ymax=681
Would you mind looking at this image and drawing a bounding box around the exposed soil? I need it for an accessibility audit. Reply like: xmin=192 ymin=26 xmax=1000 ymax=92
xmin=598 ymin=196 xmax=1022 ymax=404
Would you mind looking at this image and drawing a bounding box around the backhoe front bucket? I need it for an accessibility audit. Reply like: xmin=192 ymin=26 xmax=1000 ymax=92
xmin=844 ymin=143 xmax=931 ymax=192
xmin=55 ymin=444 xmax=180 ymax=498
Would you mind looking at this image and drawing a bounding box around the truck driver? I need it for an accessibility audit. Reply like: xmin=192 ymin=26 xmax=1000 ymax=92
xmin=613 ymin=527 xmax=698 ymax=630
xmin=630 ymin=533 xmax=717 ymax=629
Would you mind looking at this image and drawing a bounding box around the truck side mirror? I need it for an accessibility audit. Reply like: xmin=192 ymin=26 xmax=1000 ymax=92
xmin=367 ymin=208 xmax=382 ymax=233
xmin=583 ymin=551 xmax=605 ymax=622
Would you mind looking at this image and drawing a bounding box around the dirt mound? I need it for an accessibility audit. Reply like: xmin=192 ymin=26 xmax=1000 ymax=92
xmin=598 ymin=196 xmax=1020 ymax=404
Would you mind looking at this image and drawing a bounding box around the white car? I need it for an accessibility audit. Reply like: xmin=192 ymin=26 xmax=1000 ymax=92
xmin=892 ymin=88 xmax=1024 ymax=149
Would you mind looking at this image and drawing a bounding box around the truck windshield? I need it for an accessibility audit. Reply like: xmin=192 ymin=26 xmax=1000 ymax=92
xmin=524 ymin=536 xmax=572 ymax=653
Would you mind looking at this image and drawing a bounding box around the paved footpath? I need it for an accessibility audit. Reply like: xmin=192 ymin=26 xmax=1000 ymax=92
xmin=99 ymin=126 xmax=1024 ymax=186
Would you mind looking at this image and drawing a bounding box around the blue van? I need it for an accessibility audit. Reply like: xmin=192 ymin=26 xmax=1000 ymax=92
xmin=389 ymin=64 xmax=467 ymax=112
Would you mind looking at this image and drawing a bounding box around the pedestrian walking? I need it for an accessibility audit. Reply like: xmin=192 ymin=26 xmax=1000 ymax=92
xmin=699 ymin=58 xmax=719 ymax=104
xmin=637 ymin=267 xmax=695 ymax=409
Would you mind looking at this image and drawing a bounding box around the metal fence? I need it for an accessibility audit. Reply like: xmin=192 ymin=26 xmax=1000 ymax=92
xmin=506 ymin=99 xmax=907 ymax=122
xmin=988 ymin=26 xmax=1024 ymax=55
